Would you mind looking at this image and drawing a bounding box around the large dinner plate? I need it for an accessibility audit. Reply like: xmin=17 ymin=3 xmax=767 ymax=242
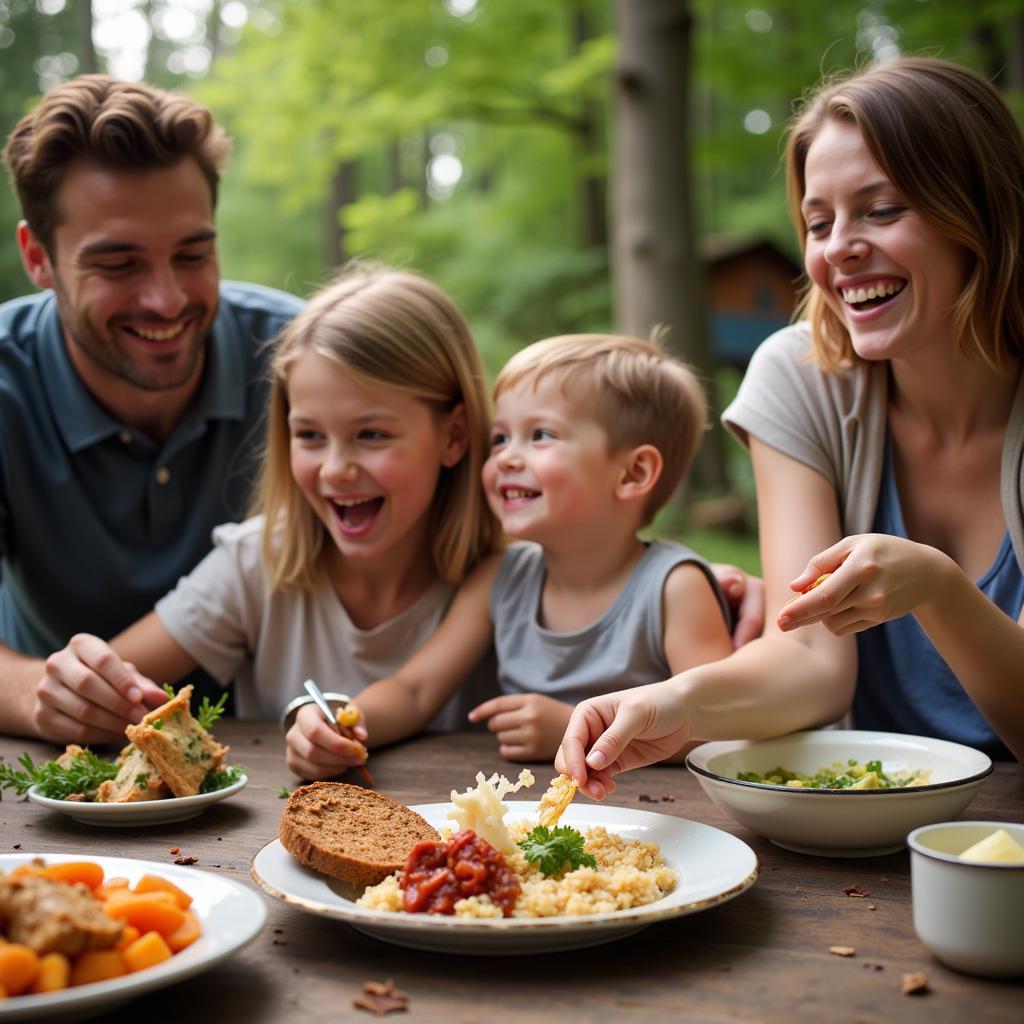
xmin=0 ymin=852 xmax=266 ymax=1023
xmin=250 ymin=801 xmax=758 ymax=955
xmin=26 ymin=775 xmax=247 ymax=827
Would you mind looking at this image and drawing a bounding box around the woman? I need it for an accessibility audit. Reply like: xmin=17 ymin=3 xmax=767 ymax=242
xmin=558 ymin=57 xmax=1024 ymax=795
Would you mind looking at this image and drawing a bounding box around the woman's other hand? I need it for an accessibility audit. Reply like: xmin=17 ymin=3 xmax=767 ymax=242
xmin=285 ymin=701 xmax=369 ymax=780
xmin=778 ymin=533 xmax=950 ymax=636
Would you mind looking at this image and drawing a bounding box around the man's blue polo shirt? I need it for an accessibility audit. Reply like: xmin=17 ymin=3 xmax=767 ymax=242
xmin=0 ymin=281 xmax=303 ymax=656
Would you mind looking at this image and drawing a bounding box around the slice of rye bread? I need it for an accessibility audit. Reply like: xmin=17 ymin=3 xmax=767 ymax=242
xmin=280 ymin=782 xmax=439 ymax=887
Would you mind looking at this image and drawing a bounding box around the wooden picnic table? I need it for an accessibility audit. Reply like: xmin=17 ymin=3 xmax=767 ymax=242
xmin=2 ymin=722 xmax=1021 ymax=1022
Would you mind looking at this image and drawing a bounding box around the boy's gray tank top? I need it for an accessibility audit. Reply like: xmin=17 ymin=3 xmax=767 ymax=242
xmin=490 ymin=540 xmax=730 ymax=705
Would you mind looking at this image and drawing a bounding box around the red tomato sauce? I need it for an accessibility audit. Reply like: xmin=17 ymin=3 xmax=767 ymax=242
xmin=400 ymin=829 xmax=521 ymax=917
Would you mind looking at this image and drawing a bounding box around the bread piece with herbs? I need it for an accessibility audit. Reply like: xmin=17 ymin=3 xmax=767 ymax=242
xmin=126 ymin=684 xmax=228 ymax=797
xmin=95 ymin=742 xmax=169 ymax=803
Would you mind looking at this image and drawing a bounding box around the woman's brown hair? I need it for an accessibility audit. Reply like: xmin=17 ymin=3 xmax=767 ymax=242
xmin=785 ymin=57 xmax=1024 ymax=371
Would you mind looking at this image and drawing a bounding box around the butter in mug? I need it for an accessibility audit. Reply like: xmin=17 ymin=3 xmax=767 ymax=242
xmin=959 ymin=828 xmax=1024 ymax=864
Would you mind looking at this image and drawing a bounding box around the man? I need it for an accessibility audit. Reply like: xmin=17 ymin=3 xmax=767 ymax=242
xmin=0 ymin=75 xmax=302 ymax=743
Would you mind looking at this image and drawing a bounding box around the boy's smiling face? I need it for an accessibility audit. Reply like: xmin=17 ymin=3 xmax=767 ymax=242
xmin=483 ymin=375 xmax=626 ymax=544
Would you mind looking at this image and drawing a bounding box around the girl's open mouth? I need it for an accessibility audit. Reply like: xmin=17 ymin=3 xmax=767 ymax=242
xmin=840 ymin=279 xmax=905 ymax=312
xmin=331 ymin=496 xmax=385 ymax=536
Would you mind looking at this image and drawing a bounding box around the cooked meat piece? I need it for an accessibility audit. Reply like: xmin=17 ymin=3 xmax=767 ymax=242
xmin=0 ymin=875 xmax=122 ymax=955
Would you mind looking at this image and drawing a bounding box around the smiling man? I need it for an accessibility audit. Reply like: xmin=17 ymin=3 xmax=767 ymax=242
xmin=0 ymin=75 xmax=303 ymax=741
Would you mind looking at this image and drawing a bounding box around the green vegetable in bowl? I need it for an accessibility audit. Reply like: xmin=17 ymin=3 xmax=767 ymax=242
xmin=736 ymin=758 xmax=931 ymax=790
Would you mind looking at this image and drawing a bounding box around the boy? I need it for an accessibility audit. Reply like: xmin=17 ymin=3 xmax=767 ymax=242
xmin=285 ymin=334 xmax=733 ymax=777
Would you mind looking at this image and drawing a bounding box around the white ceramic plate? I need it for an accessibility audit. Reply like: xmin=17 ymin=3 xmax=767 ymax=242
xmin=26 ymin=775 xmax=247 ymax=827
xmin=687 ymin=730 xmax=993 ymax=857
xmin=0 ymin=852 xmax=266 ymax=1023
xmin=250 ymin=801 xmax=758 ymax=955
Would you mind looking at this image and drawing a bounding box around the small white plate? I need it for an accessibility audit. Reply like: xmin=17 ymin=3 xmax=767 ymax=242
xmin=0 ymin=852 xmax=266 ymax=1023
xmin=26 ymin=775 xmax=247 ymax=827
xmin=251 ymin=801 xmax=758 ymax=955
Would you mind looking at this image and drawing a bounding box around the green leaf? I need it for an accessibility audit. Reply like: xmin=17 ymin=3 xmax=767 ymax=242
xmin=0 ymin=750 xmax=118 ymax=801
xmin=162 ymin=683 xmax=176 ymax=699
xmin=518 ymin=825 xmax=597 ymax=876
xmin=196 ymin=692 xmax=229 ymax=732
xmin=199 ymin=764 xmax=246 ymax=794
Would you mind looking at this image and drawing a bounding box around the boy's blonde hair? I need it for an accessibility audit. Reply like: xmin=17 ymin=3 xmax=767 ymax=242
xmin=494 ymin=333 xmax=707 ymax=523
xmin=785 ymin=57 xmax=1024 ymax=372
xmin=255 ymin=264 xmax=501 ymax=590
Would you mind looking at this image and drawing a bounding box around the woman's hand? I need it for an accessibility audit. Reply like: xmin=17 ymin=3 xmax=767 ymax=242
xmin=36 ymin=634 xmax=169 ymax=745
xmin=554 ymin=680 xmax=695 ymax=799
xmin=285 ymin=702 xmax=369 ymax=780
xmin=468 ymin=693 xmax=572 ymax=761
xmin=778 ymin=534 xmax=949 ymax=636
xmin=711 ymin=563 xmax=765 ymax=648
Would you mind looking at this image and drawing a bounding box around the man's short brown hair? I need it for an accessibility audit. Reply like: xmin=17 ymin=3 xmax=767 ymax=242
xmin=3 ymin=74 xmax=231 ymax=255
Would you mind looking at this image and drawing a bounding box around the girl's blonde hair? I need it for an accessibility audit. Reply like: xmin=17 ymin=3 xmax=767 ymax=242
xmin=785 ymin=57 xmax=1024 ymax=372
xmin=255 ymin=264 xmax=501 ymax=590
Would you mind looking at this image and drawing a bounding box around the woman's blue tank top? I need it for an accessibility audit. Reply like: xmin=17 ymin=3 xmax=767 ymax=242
xmin=852 ymin=433 xmax=1022 ymax=760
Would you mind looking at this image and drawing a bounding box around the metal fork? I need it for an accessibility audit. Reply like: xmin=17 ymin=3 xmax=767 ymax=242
xmin=303 ymin=679 xmax=375 ymax=786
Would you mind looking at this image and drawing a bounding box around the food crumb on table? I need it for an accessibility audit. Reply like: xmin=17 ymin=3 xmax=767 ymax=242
xmin=902 ymin=972 xmax=929 ymax=995
xmin=353 ymin=978 xmax=409 ymax=1015
xmin=829 ymin=945 xmax=856 ymax=957
xmin=843 ymin=884 xmax=870 ymax=897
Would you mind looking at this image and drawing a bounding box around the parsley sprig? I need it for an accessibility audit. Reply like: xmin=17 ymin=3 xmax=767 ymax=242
xmin=199 ymin=763 xmax=246 ymax=793
xmin=157 ymin=686 xmax=227 ymax=733
xmin=0 ymin=750 xmax=118 ymax=800
xmin=197 ymin=693 xmax=229 ymax=732
xmin=518 ymin=825 xmax=597 ymax=876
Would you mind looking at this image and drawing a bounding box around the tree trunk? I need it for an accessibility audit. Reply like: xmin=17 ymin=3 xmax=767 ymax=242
xmin=572 ymin=5 xmax=608 ymax=251
xmin=326 ymin=160 xmax=358 ymax=269
xmin=612 ymin=0 xmax=728 ymax=496
xmin=79 ymin=0 xmax=97 ymax=74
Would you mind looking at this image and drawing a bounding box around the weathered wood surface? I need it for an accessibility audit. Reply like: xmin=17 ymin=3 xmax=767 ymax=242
xmin=2 ymin=724 xmax=1021 ymax=1023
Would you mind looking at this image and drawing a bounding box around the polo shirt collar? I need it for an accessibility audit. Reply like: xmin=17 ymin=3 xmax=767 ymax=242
xmin=39 ymin=289 xmax=245 ymax=453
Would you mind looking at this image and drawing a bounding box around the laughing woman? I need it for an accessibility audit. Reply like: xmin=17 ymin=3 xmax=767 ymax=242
xmin=558 ymin=58 xmax=1024 ymax=793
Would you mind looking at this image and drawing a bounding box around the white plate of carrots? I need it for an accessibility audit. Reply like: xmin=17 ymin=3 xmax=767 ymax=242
xmin=0 ymin=853 xmax=265 ymax=1022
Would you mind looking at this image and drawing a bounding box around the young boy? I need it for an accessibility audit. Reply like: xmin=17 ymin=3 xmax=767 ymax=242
xmin=285 ymin=334 xmax=733 ymax=778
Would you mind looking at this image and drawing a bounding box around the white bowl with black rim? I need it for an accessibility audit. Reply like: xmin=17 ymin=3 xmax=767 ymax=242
xmin=686 ymin=730 xmax=992 ymax=857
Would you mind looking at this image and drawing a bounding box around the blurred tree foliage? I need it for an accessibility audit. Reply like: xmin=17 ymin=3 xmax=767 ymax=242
xmin=3 ymin=0 xmax=1024 ymax=389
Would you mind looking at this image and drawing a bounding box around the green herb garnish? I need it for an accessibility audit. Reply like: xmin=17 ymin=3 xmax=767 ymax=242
xmin=162 ymin=683 xmax=176 ymax=699
xmin=197 ymin=693 xmax=229 ymax=732
xmin=199 ymin=764 xmax=246 ymax=794
xmin=0 ymin=750 xmax=118 ymax=800
xmin=273 ymin=785 xmax=292 ymax=799
xmin=518 ymin=825 xmax=597 ymax=876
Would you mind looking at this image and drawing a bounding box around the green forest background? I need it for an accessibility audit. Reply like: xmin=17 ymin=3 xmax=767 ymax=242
xmin=3 ymin=0 xmax=1024 ymax=572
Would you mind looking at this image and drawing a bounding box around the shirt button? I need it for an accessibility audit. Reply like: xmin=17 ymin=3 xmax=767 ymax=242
xmin=119 ymin=431 xmax=132 ymax=444
xmin=155 ymin=467 xmax=171 ymax=485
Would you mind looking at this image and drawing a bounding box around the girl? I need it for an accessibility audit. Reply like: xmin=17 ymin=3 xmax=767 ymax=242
xmin=559 ymin=57 xmax=1024 ymax=797
xmin=36 ymin=265 xmax=502 ymax=760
